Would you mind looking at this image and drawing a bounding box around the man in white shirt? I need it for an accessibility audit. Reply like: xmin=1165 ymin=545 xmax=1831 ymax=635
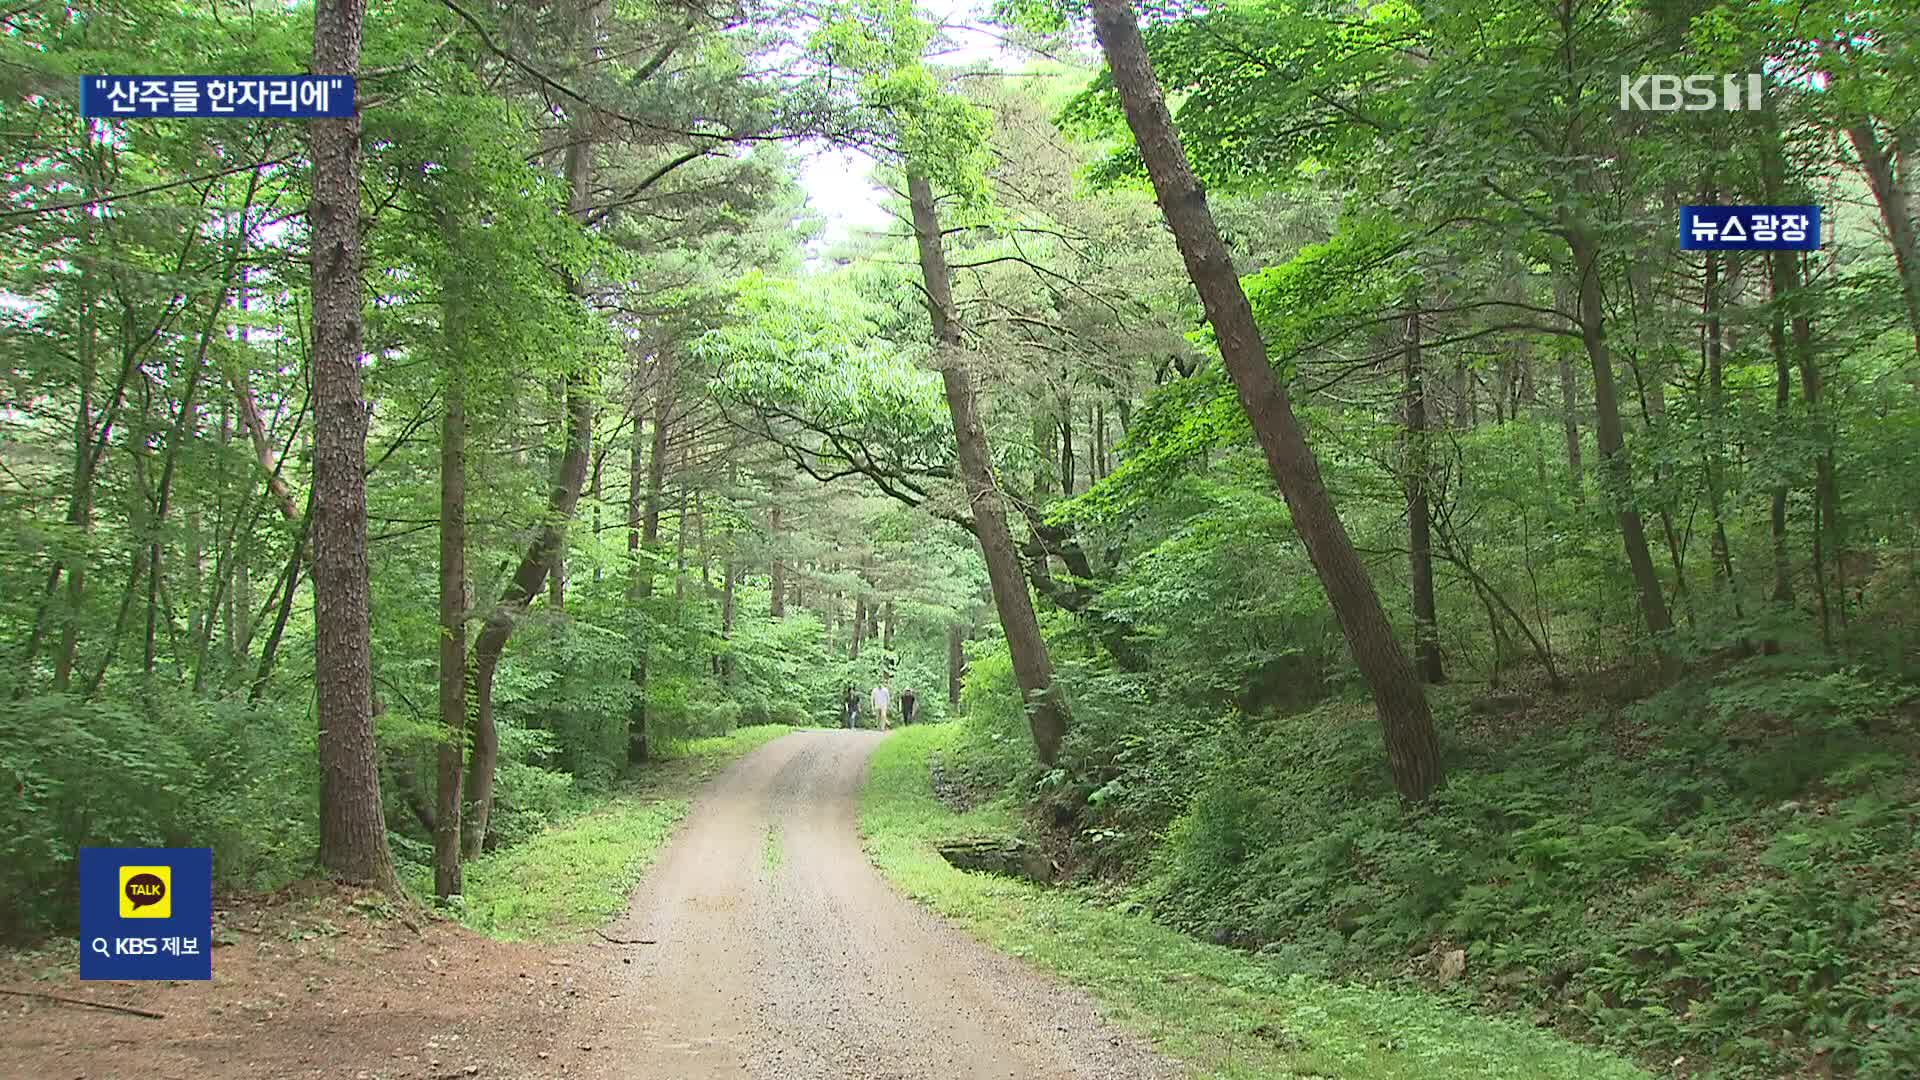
xmin=871 ymin=684 xmax=891 ymax=730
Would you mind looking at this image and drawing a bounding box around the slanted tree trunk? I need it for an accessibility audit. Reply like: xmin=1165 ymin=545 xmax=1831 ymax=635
xmin=1848 ymin=122 xmax=1920 ymax=361
xmin=1566 ymin=225 xmax=1673 ymax=643
xmin=308 ymin=0 xmax=398 ymax=891
xmin=1089 ymin=0 xmax=1440 ymax=800
xmin=465 ymin=381 xmax=590 ymax=855
xmin=1404 ymin=305 xmax=1444 ymax=685
xmin=464 ymin=74 xmax=597 ymax=855
xmin=908 ymin=168 xmax=1067 ymax=765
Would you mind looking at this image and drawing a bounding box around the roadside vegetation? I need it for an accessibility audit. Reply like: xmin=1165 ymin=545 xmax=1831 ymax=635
xmin=863 ymin=724 xmax=1656 ymax=1080
xmin=419 ymin=725 xmax=793 ymax=942
xmin=930 ymin=652 xmax=1919 ymax=1079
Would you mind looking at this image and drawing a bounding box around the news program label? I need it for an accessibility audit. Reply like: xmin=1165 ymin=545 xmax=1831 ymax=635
xmin=79 ymin=847 xmax=212 ymax=980
xmin=81 ymin=76 xmax=355 ymax=118
xmin=1680 ymin=206 xmax=1820 ymax=251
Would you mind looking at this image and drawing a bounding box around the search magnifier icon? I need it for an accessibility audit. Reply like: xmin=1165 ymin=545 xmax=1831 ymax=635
xmin=89 ymin=937 xmax=110 ymax=958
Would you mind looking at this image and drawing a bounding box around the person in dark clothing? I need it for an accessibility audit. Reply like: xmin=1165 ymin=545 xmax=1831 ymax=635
xmin=843 ymin=686 xmax=860 ymax=729
xmin=900 ymin=688 xmax=917 ymax=725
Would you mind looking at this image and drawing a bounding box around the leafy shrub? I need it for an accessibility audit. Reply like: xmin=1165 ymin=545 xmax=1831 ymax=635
xmin=0 ymin=689 xmax=315 ymax=938
xmin=958 ymin=646 xmax=1920 ymax=1079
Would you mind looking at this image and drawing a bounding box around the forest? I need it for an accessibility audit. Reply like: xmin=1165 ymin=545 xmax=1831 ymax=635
xmin=2 ymin=0 xmax=1917 ymax=1077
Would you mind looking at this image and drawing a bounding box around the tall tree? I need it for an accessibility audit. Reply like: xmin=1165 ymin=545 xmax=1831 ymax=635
xmin=308 ymin=0 xmax=400 ymax=888
xmin=1403 ymin=303 xmax=1444 ymax=684
xmin=1087 ymin=0 xmax=1441 ymax=800
xmin=908 ymin=169 xmax=1067 ymax=765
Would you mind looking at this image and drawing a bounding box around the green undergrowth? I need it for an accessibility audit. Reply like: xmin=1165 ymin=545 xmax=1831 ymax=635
xmin=860 ymin=723 xmax=1653 ymax=1080
xmin=1131 ymin=674 xmax=1920 ymax=1079
xmin=422 ymin=723 xmax=795 ymax=941
xmin=947 ymin=645 xmax=1920 ymax=1078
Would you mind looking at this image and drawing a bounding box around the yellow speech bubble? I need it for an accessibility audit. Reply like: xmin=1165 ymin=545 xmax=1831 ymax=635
xmin=119 ymin=865 xmax=171 ymax=919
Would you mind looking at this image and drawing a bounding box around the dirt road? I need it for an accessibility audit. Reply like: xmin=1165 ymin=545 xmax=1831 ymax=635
xmin=552 ymin=729 xmax=1183 ymax=1080
xmin=0 ymin=729 xmax=1181 ymax=1079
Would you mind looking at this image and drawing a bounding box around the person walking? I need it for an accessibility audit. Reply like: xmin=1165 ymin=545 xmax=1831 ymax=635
xmin=843 ymin=685 xmax=861 ymax=730
xmin=871 ymin=682 xmax=891 ymax=731
xmin=900 ymin=687 xmax=917 ymax=726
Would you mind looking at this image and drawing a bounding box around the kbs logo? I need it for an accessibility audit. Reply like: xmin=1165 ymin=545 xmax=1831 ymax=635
xmin=118 ymin=865 xmax=171 ymax=918
xmin=1620 ymin=74 xmax=1765 ymax=112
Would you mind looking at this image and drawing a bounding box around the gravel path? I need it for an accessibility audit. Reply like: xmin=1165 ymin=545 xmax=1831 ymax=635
xmin=554 ymin=729 xmax=1185 ymax=1080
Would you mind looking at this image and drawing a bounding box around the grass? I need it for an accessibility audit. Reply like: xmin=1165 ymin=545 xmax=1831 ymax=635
xmin=764 ymin=824 xmax=785 ymax=872
xmin=858 ymin=723 xmax=1657 ymax=1080
xmin=443 ymin=723 xmax=796 ymax=942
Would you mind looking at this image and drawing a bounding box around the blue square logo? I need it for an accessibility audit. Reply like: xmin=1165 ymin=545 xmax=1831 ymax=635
xmin=79 ymin=848 xmax=212 ymax=980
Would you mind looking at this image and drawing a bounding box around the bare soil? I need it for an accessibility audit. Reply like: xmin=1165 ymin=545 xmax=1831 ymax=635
xmin=0 ymin=730 xmax=1183 ymax=1080
xmin=0 ymin=882 xmax=592 ymax=1080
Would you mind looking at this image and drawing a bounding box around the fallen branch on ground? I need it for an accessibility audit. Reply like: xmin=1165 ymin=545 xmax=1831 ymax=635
xmin=0 ymin=988 xmax=165 ymax=1019
xmin=594 ymin=930 xmax=658 ymax=945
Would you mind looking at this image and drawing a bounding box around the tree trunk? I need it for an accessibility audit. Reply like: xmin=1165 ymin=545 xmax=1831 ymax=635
xmin=625 ymin=384 xmax=648 ymax=762
xmin=851 ymin=592 xmax=866 ymax=660
xmin=1767 ymin=298 xmax=1796 ymax=618
xmin=1761 ymin=121 xmax=1839 ymax=642
xmin=769 ymin=505 xmax=786 ymax=618
xmin=629 ymin=367 xmax=672 ymax=763
xmin=882 ymin=599 xmax=894 ymax=653
xmin=1848 ymin=122 xmax=1920 ymax=361
xmin=720 ymin=559 xmax=736 ymax=683
xmin=948 ymin=622 xmax=966 ymax=709
xmin=1058 ymin=407 xmax=1075 ymax=497
xmin=697 ymin=490 xmax=711 ymax=593
xmin=908 ymin=168 xmax=1066 ymax=766
xmin=1565 ymin=226 xmax=1673 ymax=642
xmin=434 ymin=325 xmax=468 ymax=899
xmin=1703 ymin=249 xmax=1743 ymax=624
xmin=1089 ymin=0 xmax=1440 ymax=800
xmin=673 ymin=481 xmax=688 ymax=604
xmin=465 ymin=87 xmax=597 ymax=854
xmin=550 ymin=379 xmax=569 ymax=611
xmin=1788 ymin=252 xmax=1842 ymax=635
xmin=308 ymin=0 xmax=398 ymax=891
xmin=1404 ymin=305 xmax=1444 ymax=685
xmin=249 ymin=492 xmax=311 ymax=703
xmin=1032 ymin=411 xmax=1057 ymax=499
xmin=464 ymin=376 xmax=589 ymax=855
xmin=1094 ymin=400 xmax=1107 ymax=482
xmin=1558 ymin=363 xmax=1583 ymax=510
xmin=146 ymin=226 xmax=250 ymax=676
